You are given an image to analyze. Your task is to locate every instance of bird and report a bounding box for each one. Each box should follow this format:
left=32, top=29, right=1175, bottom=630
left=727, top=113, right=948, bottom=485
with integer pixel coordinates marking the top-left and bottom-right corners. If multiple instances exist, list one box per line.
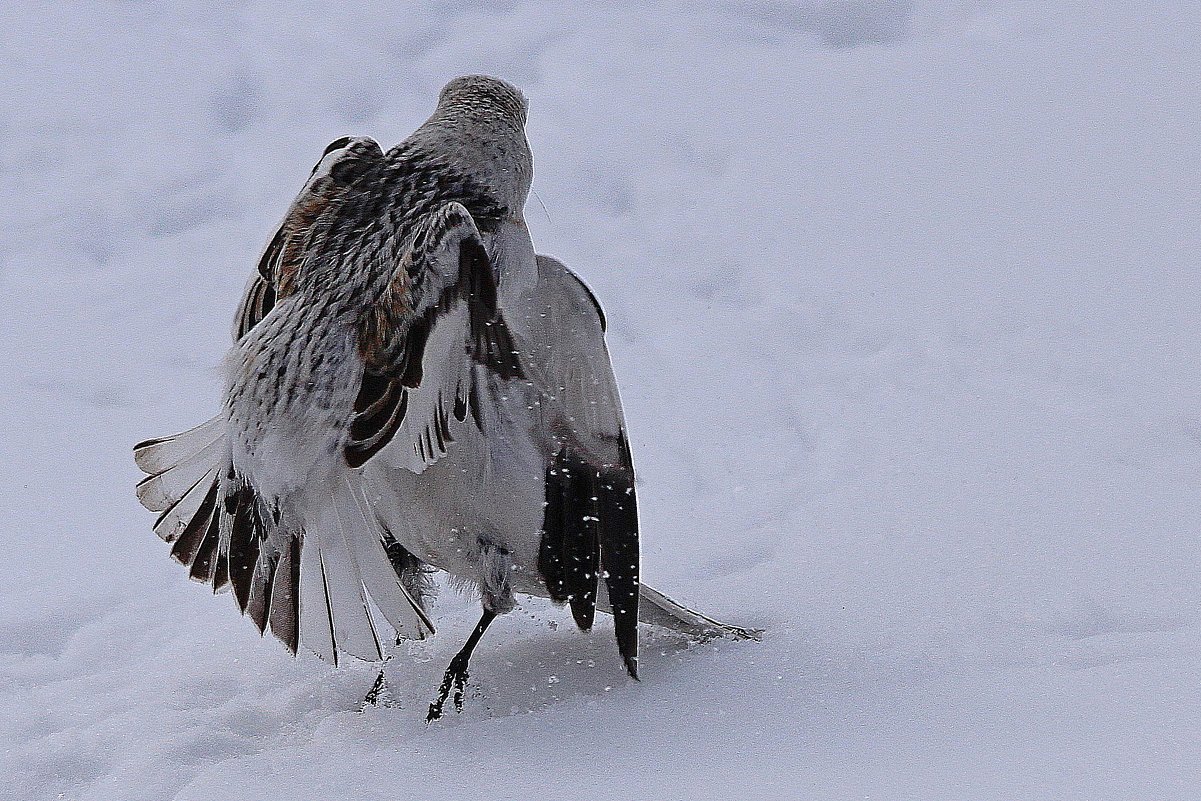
left=134, top=75, right=756, bottom=720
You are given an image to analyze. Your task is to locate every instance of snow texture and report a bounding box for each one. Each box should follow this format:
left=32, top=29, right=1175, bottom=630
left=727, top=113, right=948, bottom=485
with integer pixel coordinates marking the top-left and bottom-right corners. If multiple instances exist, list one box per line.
left=2, top=2, right=1200, bottom=799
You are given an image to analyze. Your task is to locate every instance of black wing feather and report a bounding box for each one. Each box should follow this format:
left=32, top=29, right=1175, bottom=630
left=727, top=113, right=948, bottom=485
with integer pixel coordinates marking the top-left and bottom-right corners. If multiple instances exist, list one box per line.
left=538, top=431, right=639, bottom=679
left=538, top=448, right=601, bottom=631
left=597, top=432, right=640, bottom=679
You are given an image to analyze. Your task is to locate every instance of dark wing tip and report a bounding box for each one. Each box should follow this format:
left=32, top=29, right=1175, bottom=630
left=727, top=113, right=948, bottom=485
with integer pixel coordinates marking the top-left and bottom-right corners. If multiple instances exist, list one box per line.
left=623, top=654, right=640, bottom=681
left=133, top=436, right=166, bottom=453
left=614, top=608, right=638, bottom=680
left=537, top=449, right=602, bottom=633
left=571, top=602, right=596, bottom=632
left=597, top=449, right=640, bottom=681
left=322, top=136, right=353, bottom=157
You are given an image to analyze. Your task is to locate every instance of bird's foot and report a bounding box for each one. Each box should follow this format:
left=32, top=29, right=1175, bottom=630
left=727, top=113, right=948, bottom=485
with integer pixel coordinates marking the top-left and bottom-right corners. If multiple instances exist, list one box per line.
left=426, top=653, right=471, bottom=722
left=360, top=669, right=393, bottom=711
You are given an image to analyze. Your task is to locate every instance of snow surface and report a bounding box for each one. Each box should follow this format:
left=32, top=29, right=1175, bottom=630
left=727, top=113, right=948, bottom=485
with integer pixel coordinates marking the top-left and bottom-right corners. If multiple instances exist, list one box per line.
left=2, top=2, right=1200, bottom=799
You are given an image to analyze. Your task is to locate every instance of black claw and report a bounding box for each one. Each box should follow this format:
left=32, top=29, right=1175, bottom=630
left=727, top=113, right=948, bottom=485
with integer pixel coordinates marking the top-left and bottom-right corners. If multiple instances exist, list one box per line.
left=624, top=654, right=640, bottom=681
left=361, top=669, right=388, bottom=710
left=453, top=682, right=466, bottom=713
left=427, top=655, right=471, bottom=722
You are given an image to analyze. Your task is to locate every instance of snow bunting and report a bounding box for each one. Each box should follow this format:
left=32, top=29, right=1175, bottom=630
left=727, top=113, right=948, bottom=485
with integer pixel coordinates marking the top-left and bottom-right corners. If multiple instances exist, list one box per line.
left=134, top=75, right=755, bottom=719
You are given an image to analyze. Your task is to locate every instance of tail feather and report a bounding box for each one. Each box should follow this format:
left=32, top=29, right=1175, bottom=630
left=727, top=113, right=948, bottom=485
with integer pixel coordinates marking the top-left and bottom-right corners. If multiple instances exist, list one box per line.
left=169, top=482, right=219, bottom=568
left=136, top=417, right=430, bottom=664
left=246, top=548, right=279, bottom=634
left=187, top=501, right=223, bottom=584
left=341, top=482, right=435, bottom=639
left=312, top=490, right=385, bottom=662
left=298, top=536, right=339, bottom=664
left=288, top=480, right=438, bottom=663
left=152, top=466, right=219, bottom=542
left=135, top=435, right=225, bottom=512
left=134, top=414, right=226, bottom=514
left=227, top=488, right=262, bottom=612
left=134, top=415, right=225, bottom=475
left=268, top=537, right=301, bottom=653
left=635, top=584, right=762, bottom=641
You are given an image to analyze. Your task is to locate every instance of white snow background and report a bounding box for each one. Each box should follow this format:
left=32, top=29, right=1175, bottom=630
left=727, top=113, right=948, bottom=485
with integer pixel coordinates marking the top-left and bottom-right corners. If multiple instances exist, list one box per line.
left=2, top=2, right=1199, bottom=799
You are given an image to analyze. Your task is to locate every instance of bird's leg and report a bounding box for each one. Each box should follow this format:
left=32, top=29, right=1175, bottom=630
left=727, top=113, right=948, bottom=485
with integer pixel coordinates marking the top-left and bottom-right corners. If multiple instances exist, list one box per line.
left=426, top=537, right=513, bottom=721
left=427, top=609, right=496, bottom=721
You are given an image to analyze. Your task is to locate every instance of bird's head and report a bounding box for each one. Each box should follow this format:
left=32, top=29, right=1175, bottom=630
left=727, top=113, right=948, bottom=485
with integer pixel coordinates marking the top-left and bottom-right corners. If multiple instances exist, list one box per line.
left=436, top=75, right=528, bottom=128
left=412, top=75, right=533, bottom=217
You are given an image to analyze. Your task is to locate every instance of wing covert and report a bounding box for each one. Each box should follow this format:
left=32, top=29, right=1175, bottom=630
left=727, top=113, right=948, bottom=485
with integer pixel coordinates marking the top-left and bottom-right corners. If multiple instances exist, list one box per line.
left=345, top=201, right=525, bottom=471
left=232, top=136, right=384, bottom=341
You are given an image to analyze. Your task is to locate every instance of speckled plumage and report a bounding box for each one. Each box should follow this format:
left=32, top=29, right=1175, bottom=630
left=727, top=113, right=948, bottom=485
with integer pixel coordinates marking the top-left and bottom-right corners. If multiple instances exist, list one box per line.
left=135, top=75, right=755, bottom=713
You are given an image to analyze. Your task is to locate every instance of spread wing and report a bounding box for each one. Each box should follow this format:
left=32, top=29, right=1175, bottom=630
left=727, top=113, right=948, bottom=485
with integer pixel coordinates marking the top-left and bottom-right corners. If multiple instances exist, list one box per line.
left=519, top=255, right=641, bottom=678
left=233, top=136, right=383, bottom=341
left=344, top=201, right=525, bottom=471
left=140, top=136, right=441, bottom=665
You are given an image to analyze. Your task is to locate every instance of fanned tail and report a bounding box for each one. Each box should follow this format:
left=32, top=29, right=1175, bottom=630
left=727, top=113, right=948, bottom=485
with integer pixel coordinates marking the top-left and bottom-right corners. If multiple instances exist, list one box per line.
left=295, top=480, right=435, bottom=664
left=134, top=416, right=226, bottom=514
left=134, top=418, right=433, bottom=664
